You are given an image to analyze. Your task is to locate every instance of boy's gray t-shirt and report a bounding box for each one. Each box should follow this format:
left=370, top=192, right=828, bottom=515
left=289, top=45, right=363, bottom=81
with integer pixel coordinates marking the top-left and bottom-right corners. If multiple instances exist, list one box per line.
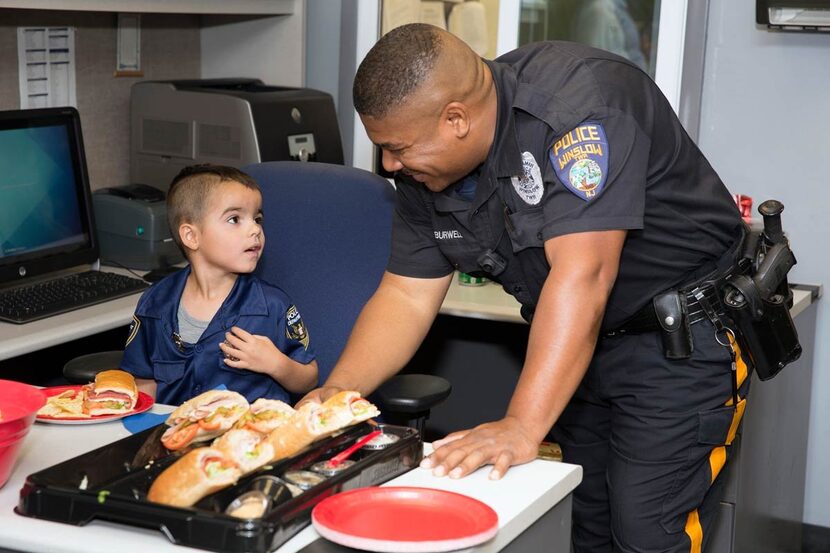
left=177, top=300, right=210, bottom=344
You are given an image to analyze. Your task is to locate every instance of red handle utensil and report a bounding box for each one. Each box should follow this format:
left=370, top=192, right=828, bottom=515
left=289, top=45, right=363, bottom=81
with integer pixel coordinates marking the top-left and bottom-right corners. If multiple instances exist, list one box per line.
left=328, top=430, right=383, bottom=467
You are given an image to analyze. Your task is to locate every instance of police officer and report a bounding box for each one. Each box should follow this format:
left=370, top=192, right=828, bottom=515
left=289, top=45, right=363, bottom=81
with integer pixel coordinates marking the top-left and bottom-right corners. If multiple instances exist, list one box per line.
left=301, top=24, right=747, bottom=552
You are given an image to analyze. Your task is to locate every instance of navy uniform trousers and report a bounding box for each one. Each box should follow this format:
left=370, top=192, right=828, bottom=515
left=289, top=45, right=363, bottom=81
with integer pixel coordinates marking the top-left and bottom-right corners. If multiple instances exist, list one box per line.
left=552, top=319, right=751, bottom=553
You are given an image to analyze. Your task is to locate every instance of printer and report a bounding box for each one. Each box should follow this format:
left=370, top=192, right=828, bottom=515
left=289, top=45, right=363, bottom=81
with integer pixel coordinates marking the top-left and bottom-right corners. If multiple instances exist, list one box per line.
left=92, top=184, right=183, bottom=271
left=130, top=78, right=344, bottom=190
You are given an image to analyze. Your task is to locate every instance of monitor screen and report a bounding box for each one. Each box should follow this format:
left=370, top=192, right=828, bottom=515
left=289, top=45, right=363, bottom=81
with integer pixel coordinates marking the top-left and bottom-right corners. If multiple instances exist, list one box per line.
left=0, top=108, right=97, bottom=284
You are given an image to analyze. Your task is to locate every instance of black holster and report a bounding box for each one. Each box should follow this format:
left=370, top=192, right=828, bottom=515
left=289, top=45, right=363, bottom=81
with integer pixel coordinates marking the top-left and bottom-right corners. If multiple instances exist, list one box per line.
left=723, top=290, right=801, bottom=380
left=720, top=200, right=802, bottom=380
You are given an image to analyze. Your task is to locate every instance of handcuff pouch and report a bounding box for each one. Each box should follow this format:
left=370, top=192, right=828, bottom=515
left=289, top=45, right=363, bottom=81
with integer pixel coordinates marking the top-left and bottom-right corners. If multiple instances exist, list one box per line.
left=653, top=290, right=693, bottom=359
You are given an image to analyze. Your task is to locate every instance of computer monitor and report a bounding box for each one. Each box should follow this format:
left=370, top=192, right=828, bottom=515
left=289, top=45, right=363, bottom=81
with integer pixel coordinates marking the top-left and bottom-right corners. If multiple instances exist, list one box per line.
left=0, top=107, right=98, bottom=286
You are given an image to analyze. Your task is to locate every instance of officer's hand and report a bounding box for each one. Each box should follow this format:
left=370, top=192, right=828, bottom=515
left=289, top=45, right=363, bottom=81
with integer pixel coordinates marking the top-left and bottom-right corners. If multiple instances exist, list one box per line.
left=220, top=326, right=286, bottom=376
left=420, top=416, right=539, bottom=480
left=294, top=386, right=344, bottom=409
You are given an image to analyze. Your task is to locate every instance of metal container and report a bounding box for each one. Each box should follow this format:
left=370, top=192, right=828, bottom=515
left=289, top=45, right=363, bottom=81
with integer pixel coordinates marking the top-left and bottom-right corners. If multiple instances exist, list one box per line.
left=282, top=469, right=326, bottom=491
left=310, top=459, right=356, bottom=477
left=360, top=432, right=401, bottom=451
left=225, top=490, right=269, bottom=519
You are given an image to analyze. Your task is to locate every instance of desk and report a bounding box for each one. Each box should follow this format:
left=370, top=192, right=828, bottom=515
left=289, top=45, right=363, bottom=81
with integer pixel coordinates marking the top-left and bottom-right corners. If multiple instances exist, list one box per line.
left=0, top=405, right=582, bottom=553
left=0, top=268, right=144, bottom=362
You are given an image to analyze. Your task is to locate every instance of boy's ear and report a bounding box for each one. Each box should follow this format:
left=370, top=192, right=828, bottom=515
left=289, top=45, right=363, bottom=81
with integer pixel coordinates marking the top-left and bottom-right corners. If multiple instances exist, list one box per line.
left=179, top=223, right=199, bottom=253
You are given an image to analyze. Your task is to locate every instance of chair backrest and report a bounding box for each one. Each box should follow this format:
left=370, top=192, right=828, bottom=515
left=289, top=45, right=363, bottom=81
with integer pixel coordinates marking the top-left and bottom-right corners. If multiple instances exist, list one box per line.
left=244, top=161, right=396, bottom=385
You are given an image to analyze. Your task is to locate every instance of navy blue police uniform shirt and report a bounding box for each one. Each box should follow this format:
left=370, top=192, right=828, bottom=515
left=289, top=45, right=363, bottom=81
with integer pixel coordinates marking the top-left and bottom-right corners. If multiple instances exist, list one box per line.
left=387, top=41, right=743, bottom=328
left=120, top=267, right=316, bottom=405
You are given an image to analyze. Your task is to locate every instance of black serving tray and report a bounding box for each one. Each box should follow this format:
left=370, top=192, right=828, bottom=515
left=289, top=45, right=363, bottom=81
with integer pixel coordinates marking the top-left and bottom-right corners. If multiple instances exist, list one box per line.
left=16, top=422, right=421, bottom=553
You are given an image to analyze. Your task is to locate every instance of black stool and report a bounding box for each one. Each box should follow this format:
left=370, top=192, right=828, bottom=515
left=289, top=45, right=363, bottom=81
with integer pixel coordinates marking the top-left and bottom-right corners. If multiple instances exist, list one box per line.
left=62, top=350, right=123, bottom=384
left=375, top=374, right=452, bottom=437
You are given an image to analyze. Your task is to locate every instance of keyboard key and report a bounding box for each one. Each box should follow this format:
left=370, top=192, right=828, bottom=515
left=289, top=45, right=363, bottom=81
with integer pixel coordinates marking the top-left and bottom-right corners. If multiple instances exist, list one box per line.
left=0, top=271, right=148, bottom=324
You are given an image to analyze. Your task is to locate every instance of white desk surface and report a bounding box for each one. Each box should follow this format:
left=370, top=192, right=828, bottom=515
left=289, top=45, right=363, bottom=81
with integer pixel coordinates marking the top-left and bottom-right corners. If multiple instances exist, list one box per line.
left=0, top=270, right=817, bottom=362
left=0, top=267, right=144, bottom=362
left=0, top=404, right=582, bottom=553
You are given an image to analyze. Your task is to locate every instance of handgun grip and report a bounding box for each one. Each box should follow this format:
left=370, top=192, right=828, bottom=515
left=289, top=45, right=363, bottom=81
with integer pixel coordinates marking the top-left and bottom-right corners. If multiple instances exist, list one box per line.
left=753, top=243, right=796, bottom=299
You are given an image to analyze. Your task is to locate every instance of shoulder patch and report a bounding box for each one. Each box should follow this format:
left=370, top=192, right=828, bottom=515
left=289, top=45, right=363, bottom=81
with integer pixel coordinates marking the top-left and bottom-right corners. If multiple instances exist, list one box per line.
left=549, top=122, right=609, bottom=201
left=510, top=151, right=544, bottom=205
left=125, top=315, right=140, bottom=347
left=285, top=305, right=310, bottom=350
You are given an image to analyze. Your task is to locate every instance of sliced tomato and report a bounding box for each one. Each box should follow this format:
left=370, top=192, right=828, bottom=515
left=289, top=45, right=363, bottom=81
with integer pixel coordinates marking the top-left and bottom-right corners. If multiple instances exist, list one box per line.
left=198, top=418, right=222, bottom=431
left=202, top=456, right=238, bottom=476
left=161, top=424, right=200, bottom=451
left=244, top=421, right=265, bottom=433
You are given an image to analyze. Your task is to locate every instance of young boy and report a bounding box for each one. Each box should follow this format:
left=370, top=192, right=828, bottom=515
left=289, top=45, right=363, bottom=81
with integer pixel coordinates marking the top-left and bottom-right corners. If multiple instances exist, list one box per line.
left=120, top=164, right=318, bottom=405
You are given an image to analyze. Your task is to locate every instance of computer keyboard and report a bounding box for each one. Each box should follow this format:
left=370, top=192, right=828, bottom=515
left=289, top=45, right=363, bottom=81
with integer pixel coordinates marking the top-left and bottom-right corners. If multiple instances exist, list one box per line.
left=0, top=271, right=149, bottom=324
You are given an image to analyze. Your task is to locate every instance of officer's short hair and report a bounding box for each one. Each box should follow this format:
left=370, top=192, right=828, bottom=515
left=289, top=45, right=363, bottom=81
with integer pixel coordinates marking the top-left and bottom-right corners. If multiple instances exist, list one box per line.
left=353, top=23, right=442, bottom=119
left=167, top=164, right=260, bottom=255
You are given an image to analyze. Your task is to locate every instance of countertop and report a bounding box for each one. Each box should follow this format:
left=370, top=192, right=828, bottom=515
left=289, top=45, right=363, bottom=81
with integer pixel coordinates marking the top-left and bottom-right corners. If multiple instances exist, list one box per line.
left=0, top=405, right=582, bottom=553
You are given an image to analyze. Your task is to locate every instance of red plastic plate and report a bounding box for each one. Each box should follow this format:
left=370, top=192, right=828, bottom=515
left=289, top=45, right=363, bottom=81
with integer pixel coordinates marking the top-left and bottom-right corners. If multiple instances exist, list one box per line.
left=312, top=486, right=498, bottom=552
left=36, top=385, right=154, bottom=425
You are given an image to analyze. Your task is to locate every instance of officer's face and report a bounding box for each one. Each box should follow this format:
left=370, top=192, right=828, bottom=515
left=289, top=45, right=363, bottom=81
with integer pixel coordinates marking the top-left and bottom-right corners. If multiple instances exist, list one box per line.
left=195, top=181, right=264, bottom=274
left=361, top=105, right=481, bottom=192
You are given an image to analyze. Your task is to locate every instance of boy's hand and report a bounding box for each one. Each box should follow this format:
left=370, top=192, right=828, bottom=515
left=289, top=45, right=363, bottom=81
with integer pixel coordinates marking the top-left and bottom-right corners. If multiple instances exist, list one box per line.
left=220, top=326, right=289, bottom=376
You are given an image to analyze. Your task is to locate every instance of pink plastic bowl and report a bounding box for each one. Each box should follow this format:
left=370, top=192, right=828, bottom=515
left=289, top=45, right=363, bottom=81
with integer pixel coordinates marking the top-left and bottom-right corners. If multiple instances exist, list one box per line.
left=0, top=380, right=46, bottom=488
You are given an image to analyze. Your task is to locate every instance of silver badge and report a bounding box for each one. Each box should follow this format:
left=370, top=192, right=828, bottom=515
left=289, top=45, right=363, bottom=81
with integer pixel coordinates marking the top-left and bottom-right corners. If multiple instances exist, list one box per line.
left=510, top=152, right=544, bottom=206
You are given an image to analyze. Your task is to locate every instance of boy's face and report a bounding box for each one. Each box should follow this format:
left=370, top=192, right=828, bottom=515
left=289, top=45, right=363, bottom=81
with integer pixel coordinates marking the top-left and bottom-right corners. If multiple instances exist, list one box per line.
left=193, top=180, right=264, bottom=274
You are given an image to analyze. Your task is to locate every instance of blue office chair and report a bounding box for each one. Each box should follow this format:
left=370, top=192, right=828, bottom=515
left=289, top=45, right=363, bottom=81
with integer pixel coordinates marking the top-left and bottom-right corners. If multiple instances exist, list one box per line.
left=245, top=161, right=450, bottom=432
left=245, top=161, right=393, bottom=379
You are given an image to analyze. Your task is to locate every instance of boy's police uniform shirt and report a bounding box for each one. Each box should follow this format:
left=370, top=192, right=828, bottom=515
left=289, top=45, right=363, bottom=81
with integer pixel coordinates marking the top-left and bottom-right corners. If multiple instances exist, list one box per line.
left=121, top=267, right=315, bottom=405
left=387, top=41, right=742, bottom=328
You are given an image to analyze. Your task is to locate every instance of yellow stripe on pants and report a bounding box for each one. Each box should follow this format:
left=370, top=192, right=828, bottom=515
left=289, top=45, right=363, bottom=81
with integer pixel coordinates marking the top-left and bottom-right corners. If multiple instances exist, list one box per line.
left=686, top=334, right=751, bottom=551
left=684, top=509, right=703, bottom=553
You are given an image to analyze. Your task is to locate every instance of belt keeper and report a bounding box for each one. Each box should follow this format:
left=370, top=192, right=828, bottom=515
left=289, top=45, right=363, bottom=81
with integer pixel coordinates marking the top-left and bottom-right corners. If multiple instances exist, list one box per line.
left=653, top=290, right=693, bottom=359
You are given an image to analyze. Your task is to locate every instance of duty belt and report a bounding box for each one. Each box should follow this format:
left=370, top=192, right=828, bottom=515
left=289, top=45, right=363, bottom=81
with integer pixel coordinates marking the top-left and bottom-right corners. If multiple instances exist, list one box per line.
left=605, top=283, right=724, bottom=337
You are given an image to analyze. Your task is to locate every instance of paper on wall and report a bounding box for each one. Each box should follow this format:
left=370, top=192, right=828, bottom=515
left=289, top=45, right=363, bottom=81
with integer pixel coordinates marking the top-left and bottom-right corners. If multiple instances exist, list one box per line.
left=420, top=1, right=447, bottom=30
left=448, top=1, right=489, bottom=57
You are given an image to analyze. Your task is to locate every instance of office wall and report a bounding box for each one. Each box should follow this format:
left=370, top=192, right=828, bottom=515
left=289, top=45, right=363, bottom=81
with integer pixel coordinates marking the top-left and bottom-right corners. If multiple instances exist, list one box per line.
left=698, top=1, right=830, bottom=527
left=0, top=9, right=200, bottom=190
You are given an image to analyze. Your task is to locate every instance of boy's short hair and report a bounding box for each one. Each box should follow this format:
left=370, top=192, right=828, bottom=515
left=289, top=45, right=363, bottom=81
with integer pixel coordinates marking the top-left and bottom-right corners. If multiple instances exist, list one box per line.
left=167, top=164, right=260, bottom=254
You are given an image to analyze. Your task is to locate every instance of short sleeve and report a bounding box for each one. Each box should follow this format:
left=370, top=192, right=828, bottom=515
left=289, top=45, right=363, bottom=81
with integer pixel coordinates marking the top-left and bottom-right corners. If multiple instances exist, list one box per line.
left=540, top=112, right=650, bottom=239
left=119, top=313, right=154, bottom=379
left=386, top=179, right=455, bottom=278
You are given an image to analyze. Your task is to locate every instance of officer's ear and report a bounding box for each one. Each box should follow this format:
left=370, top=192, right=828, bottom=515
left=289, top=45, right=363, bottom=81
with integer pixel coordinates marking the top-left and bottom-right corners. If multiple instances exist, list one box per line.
left=444, top=101, right=471, bottom=139
left=179, top=222, right=199, bottom=253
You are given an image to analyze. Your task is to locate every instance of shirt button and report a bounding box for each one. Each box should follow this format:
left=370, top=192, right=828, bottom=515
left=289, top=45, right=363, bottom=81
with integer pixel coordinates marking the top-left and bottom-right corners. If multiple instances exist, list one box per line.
left=473, top=208, right=480, bottom=215
left=453, top=263, right=460, bottom=269
left=194, top=385, right=201, bottom=393
left=195, top=345, right=202, bottom=352
left=513, top=285, right=523, bottom=293
left=536, top=232, right=543, bottom=240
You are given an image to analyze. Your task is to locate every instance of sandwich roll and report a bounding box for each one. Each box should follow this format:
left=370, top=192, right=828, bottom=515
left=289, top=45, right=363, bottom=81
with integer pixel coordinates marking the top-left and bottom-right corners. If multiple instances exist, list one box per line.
left=321, top=391, right=380, bottom=426
left=265, top=392, right=381, bottom=462
left=265, top=402, right=330, bottom=461
left=84, top=369, right=138, bottom=416
left=212, top=429, right=275, bottom=473
left=162, top=390, right=249, bottom=451
left=147, top=447, right=242, bottom=507
left=234, top=398, right=296, bottom=434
